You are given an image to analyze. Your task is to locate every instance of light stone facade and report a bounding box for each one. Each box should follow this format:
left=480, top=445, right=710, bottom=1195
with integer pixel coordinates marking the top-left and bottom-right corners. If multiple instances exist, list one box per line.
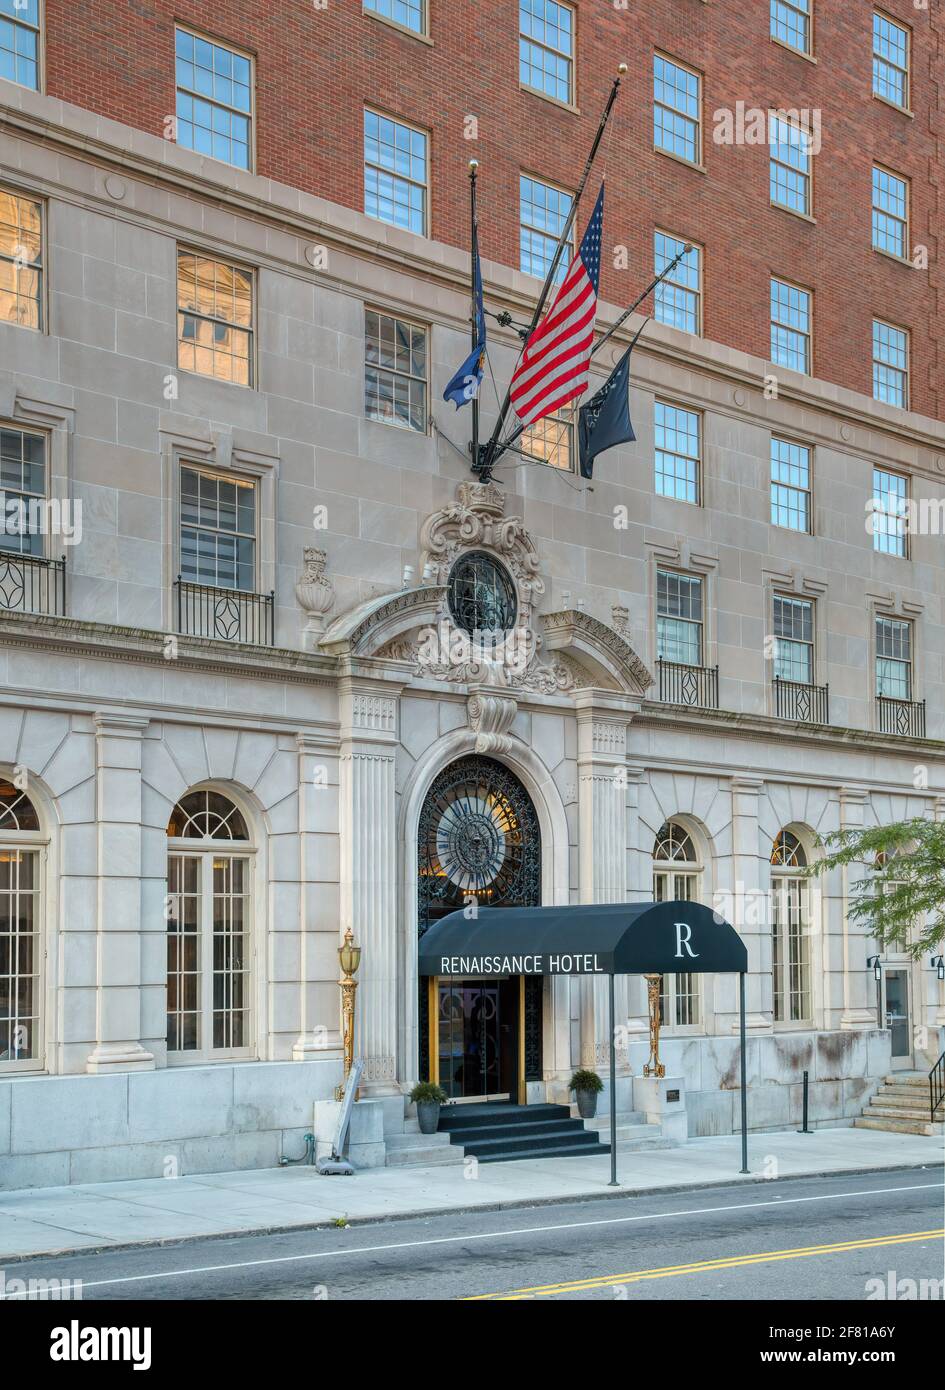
left=0, top=76, right=943, bottom=1188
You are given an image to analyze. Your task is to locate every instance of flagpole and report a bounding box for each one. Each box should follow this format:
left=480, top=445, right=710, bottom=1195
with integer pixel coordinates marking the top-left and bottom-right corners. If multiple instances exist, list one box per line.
left=493, top=245, right=693, bottom=461
left=475, top=63, right=627, bottom=482
left=469, top=159, right=480, bottom=471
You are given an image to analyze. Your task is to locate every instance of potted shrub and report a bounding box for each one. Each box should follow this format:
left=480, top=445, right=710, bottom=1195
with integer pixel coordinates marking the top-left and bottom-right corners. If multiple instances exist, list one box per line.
left=569, top=1068, right=604, bottom=1120
left=410, top=1081, right=448, bottom=1135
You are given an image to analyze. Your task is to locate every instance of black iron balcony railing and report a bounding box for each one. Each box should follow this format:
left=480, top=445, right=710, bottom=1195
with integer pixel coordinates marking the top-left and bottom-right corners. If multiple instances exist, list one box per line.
left=0, top=551, right=66, bottom=616
left=773, top=676, right=829, bottom=725
left=175, top=577, right=274, bottom=646
left=877, top=695, right=926, bottom=738
left=657, top=657, right=719, bottom=709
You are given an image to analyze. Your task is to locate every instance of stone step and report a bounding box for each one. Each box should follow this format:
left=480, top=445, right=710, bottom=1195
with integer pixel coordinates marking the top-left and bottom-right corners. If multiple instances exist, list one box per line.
left=384, top=1132, right=464, bottom=1167
left=854, top=1115, right=942, bottom=1137
left=882, top=1073, right=928, bottom=1087
left=385, top=1130, right=456, bottom=1150
left=868, top=1101, right=935, bottom=1120
left=875, top=1087, right=933, bottom=1106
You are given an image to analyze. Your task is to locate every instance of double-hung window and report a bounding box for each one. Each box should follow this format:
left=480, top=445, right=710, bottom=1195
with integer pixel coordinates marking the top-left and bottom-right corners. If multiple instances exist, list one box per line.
left=364, top=0, right=426, bottom=37
left=770, top=439, right=811, bottom=532
left=521, top=407, right=573, bottom=471
left=873, top=12, right=909, bottom=109
left=175, top=29, right=253, bottom=170
left=519, top=0, right=574, bottom=106
left=520, top=175, right=572, bottom=282
left=0, top=0, right=40, bottom=90
left=769, top=114, right=811, bottom=215
left=871, top=467, right=908, bottom=556
left=770, top=278, right=811, bottom=373
left=657, top=570, right=703, bottom=666
left=872, top=320, right=908, bottom=407
left=872, top=166, right=908, bottom=259
left=0, top=187, right=43, bottom=331
left=773, top=595, right=814, bottom=685
left=177, top=250, right=254, bottom=387
left=364, top=110, right=428, bottom=235
left=875, top=616, right=912, bottom=700
left=654, top=55, right=701, bottom=165
left=364, top=308, right=427, bottom=432
left=0, top=424, right=45, bottom=559
left=654, top=233, right=701, bottom=335
left=771, top=0, right=811, bottom=54
left=655, top=402, right=700, bottom=504
left=180, top=465, right=256, bottom=595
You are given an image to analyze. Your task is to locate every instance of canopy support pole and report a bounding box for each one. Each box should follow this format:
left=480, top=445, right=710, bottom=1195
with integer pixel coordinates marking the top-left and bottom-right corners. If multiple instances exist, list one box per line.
left=739, top=971, right=749, bottom=1173
left=608, top=971, right=618, bottom=1186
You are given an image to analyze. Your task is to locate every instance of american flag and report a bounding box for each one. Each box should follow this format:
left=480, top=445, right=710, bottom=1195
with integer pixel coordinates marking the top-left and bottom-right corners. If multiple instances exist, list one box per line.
left=509, top=184, right=604, bottom=429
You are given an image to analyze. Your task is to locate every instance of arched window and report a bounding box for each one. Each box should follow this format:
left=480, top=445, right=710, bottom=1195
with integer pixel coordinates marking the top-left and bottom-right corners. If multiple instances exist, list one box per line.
left=770, top=828, right=811, bottom=1024
left=166, top=790, right=252, bottom=1060
left=0, top=778, right=43, bottom=1070
left=652, top=821, right=702, bottom=1030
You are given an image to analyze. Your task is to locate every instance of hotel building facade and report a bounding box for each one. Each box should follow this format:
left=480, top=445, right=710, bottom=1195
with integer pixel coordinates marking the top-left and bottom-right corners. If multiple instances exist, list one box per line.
left=0, top=0, right=943, bottom=1185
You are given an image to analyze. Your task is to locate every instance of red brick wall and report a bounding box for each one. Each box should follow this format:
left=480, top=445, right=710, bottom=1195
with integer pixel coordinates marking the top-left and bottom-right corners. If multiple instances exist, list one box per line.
left=45, top=0, right=942, bottom=419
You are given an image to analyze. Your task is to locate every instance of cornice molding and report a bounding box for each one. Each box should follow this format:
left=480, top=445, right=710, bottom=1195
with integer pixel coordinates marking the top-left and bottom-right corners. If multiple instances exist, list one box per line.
left=639, top=699, right=944, bottom=756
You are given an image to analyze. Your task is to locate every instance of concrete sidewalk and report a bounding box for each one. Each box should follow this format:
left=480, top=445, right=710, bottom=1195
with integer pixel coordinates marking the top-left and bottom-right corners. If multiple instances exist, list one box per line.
left=0, top=1127, right=941, bottom=1262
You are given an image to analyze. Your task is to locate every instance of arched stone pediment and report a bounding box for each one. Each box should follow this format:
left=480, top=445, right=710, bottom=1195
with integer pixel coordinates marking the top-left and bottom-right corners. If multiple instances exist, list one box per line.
left=541, top=609, right=653, bottom=696
left=319, top=585, right=447, bottom=658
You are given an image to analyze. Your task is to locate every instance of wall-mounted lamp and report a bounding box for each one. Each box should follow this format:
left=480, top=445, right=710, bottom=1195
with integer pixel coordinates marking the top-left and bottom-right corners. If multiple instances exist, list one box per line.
left=867, top=954, right=883, bottom=982
left=932, top=956, right=945, bottom=981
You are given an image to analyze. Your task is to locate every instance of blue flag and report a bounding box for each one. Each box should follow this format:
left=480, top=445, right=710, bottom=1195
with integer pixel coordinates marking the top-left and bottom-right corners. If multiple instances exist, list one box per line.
left=577, top=322, right=644, bottom=479
left=444, top=236, right=486, bottom=408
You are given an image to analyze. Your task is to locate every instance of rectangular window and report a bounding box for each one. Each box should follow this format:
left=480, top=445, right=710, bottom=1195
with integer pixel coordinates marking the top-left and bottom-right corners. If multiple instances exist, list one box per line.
left=770, top=278, right=811, bottom=373
left=772, top=877, right=811, bottom=1023
left=771, top=0, right=811, bottom=54
left=769, top=114, right=811, bottom=215
left=521, top=406, right=573, bottom=471
left=177, top=250, right=254, bottom=386
left=175, top=28, right=252, bottom=170
left=364, top=308, right=427, bottom=432
left=0, top=425, right=45, bottom=556
left=167, top=853, right=250, bottom=1057
left=519, top=174, right=572, bottom=282
left=654, top=54, right=701, bottom=165
left=179, top=465, right=256, bottom=593
left=872, top=166, right=908, bottom=258
left=0, top=846, right=40, bottom=1065
left=873, top=11, right=909, bottom=109
left=876, top=616, right=912, bottom=699
left=0, top=0, right=40, bottom=90
left=872, top=319, right=908, bottom=407
left=770, top=438, right=811, bottom=532
left=654, top=233, right=701, bottom=335
left=871, top=467, right=908, bottom=556
left=773, top=595, right=814, bottom=684
left=364, top=0, right=425, bottom=36
left=655, top=402, right=700, bottom=503
left=364, top=110, right=428, bottom=235
left=519, top=0, right=574, bottom=106
left=0, top=187, right=43, bottom=331
left=657, top=569, right=703, bottom=665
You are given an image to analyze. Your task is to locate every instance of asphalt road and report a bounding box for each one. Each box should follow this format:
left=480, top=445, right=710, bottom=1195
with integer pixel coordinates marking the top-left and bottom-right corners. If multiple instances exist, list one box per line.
left=3, top=1167, right=943, bottom=1302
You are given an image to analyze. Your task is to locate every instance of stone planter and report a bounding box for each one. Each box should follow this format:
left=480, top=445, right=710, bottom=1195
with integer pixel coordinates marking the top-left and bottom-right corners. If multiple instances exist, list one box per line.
left=575, top=1088, right=598, bottom=1120
left=416, top=1100, right=441, bottom=1135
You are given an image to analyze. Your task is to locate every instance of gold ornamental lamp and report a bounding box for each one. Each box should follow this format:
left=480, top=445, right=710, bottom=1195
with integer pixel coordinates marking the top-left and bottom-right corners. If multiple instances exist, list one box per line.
left=335, top=926, right=362, bottom=1100
left=642, top=972, right=665, bottom=1079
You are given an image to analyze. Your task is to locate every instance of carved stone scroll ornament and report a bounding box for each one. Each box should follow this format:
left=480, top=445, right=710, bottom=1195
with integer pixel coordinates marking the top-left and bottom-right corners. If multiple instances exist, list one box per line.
left=295, top=547, right=335, bottom=640
left=466, top=689, right=519, bottom=754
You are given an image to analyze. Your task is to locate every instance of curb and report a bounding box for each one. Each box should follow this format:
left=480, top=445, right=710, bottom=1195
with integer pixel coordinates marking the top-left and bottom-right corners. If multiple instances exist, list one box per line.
left=1, top=1160, right=941, bottom=1266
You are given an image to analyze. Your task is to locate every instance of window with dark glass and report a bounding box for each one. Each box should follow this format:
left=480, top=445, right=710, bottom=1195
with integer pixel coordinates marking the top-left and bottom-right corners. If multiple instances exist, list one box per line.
left=657, top=570, right=703, bottom=665
left=364, top=309, right=427, bottom=432
left=179, top=466, right=256, bottom=593
left=0, top=426, right=45, bottom=556
left=447, top=553, right=517, bottom=636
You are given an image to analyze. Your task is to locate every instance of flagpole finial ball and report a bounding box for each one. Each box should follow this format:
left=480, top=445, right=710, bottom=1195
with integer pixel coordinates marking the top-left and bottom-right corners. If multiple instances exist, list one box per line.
left=618, top=63, right=628, bottom=74
left=469, top=159, right=479, bottom=171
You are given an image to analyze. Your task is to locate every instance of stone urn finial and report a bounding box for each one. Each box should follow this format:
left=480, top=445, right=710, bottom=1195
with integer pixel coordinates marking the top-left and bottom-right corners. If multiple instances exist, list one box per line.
left=296, top=546, right=335, bottom=643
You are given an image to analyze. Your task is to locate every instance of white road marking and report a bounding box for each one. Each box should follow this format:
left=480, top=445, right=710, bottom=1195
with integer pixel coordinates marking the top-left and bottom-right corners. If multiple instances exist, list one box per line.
left=5, top=1178, right=940, bottom=1294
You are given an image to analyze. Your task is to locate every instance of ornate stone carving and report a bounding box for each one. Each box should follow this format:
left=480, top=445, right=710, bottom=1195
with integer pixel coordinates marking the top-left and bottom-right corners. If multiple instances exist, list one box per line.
left=542, top=608, right=653, bottom=695
left=611, top=604, right=630, bottom=636
left=295, top=547, right=335, bottom=639
left=467, top=688, right=519, bottom=754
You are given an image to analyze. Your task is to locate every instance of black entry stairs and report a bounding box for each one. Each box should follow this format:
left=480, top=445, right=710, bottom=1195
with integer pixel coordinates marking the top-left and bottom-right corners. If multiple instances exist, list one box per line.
left=437, top=1102, right=611, bottom=1164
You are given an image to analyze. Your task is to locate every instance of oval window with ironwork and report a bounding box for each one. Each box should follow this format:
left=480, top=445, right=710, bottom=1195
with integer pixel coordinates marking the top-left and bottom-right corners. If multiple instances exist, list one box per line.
left=446, top=552, right=517, bottom=636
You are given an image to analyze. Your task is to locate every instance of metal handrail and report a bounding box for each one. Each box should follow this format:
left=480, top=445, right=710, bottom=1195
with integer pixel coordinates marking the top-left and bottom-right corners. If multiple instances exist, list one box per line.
left=773, top=675, right=829, bottom=724
left=657, top=657, right=719, bottom=709
left=877, top=696, right=926, bottom=738
left=931, top=1050, right=945, bottom=1124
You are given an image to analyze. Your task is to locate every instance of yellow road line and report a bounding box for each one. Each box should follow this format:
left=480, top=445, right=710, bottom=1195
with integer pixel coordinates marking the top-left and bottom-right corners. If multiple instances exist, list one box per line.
left=466, top=1228, right=945, bottom=1300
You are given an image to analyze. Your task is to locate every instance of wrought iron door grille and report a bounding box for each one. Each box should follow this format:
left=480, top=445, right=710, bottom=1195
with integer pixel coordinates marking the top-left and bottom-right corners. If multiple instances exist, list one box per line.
left=877, top=696, right=926, bottom=738
left=175, top=577, right=274, bottom=645
left=773, top=677, right=829, bottom=724
left=657, top=658, right=719, bottom=709
left=0, top=553, right=66, bottom=616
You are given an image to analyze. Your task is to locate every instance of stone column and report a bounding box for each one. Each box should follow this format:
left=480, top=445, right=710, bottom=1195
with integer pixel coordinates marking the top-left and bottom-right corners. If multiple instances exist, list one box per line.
left=86, top=712, right=154, bottom=1073
left=293, top=734, right=342, bottom=1060
left=728, top=776, right=770, bottom=1034
left=338, top=674, right=400, bottom=1095
left=838, top=786, right=877, bottom=1030
left=575, top=695, right=631, bottom=1072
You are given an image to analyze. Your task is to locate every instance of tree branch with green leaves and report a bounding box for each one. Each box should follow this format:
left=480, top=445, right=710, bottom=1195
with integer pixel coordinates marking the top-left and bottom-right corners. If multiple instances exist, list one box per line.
left=804, top=817, right=945, bottom=960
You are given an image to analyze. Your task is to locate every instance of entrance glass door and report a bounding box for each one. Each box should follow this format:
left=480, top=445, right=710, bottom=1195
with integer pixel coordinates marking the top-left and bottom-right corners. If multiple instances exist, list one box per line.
left=437, top=978, right=518, bottom=1099
left=881, top=968, right=911, bottom=1066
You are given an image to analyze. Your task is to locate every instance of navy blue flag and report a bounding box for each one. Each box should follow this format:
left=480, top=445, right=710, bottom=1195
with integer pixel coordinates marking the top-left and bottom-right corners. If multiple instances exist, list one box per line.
left=444, top=234, right=486, bottom=408
left=577, top=321, right=645, bottom=479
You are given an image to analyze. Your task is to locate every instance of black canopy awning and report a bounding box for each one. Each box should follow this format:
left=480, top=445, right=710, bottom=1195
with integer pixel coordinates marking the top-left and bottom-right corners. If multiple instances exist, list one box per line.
left=418, top=900, right=747, bottom=976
